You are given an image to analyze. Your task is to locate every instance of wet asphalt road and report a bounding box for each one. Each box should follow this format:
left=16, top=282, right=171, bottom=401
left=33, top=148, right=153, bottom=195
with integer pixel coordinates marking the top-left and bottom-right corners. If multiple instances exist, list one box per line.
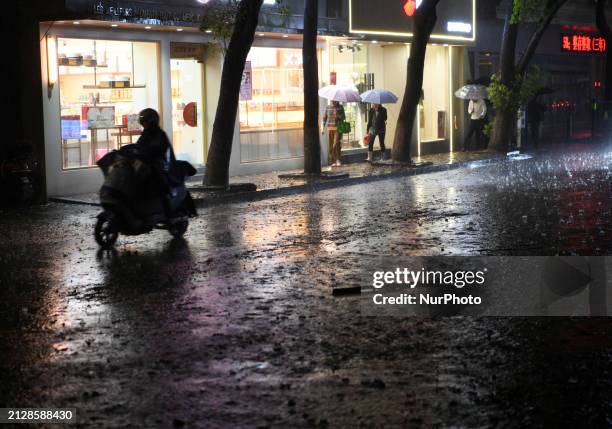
left=1, top=147, right=612, bottom=428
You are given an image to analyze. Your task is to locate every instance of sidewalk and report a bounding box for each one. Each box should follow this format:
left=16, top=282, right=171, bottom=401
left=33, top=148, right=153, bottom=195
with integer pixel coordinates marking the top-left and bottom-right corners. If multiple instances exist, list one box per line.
left=50, top=151, right=501, bottom=207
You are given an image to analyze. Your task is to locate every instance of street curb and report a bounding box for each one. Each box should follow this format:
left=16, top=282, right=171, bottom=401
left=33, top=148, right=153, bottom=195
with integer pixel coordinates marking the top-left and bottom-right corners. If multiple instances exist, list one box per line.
left=192, top=156, right=504, bottom=208
left=49, top=197, right=100, bottom=207
left=49, top=156, right=506, bottom=208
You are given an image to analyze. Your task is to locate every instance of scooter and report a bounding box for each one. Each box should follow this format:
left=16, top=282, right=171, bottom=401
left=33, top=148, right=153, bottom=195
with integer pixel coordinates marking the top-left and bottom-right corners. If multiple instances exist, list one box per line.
left=94, top=146, right=197, bottom=248
left=0, top=145, right=38, bottom=205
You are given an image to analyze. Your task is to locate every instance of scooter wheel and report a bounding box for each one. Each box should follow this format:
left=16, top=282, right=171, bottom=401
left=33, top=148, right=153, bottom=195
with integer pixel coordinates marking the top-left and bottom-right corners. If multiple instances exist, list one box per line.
left=95, top=213, right=119, bottom=248
left=169, top=220, right=188, bottom=238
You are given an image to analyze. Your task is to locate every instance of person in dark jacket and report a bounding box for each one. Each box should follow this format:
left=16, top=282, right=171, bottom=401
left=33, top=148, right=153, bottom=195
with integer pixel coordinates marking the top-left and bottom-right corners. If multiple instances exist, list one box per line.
left=366, top=104, right=388, bottom=162
left=527, top=96, right=546, bottom=148
left=137, top=108, right=174, bottom=167
left=136, top=108, right=175, bottom=218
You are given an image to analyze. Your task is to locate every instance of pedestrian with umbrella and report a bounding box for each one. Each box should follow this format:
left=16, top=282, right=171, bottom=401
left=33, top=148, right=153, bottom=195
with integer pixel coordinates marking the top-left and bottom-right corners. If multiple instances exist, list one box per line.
left=319, top=85, right=360, bottom=166
left=361, top=89, right=398, bottom=162
left=455, top=84, right=488, bottom=151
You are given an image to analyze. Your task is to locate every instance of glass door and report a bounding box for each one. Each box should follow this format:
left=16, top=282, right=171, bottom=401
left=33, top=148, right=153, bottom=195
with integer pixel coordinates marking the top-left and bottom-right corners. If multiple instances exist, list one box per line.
left=170, top=58, right=206, bottom=167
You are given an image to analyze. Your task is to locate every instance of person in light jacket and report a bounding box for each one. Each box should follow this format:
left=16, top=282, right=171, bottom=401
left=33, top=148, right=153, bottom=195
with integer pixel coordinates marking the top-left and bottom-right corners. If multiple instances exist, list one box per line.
left=366, top=104, right=388, bottom=162
left=322, top=100, right=346, bottom=166
left=464, top=98, right=487, bottom=151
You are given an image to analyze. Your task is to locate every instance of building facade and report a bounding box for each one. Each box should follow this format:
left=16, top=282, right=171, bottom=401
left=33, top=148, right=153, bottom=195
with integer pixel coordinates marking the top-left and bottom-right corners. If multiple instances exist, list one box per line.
left=470, top=0, right=612, bottom=144
left=32, top=0, right=475, bottom=197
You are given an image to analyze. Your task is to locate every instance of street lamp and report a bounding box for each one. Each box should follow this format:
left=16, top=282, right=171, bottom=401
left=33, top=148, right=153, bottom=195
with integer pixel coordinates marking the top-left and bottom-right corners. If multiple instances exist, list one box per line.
left=46, top=35, right=58, bottom=98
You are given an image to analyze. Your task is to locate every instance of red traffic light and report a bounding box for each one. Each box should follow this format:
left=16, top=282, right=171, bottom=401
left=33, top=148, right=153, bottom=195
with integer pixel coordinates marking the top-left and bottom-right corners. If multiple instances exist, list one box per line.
left=403, top=0, right=416, bottom=17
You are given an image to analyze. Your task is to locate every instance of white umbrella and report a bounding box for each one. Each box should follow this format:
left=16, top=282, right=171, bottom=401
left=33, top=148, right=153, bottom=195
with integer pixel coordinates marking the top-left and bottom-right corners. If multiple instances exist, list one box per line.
left=318, top=85, right=361, bottom=102
left=360, top=89, right=399, bottom=104
left=454, top=84, right=488, bottom=100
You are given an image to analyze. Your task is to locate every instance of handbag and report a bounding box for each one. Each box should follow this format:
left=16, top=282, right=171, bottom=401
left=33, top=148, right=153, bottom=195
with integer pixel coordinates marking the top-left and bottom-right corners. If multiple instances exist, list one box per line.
left=337, top=120, right=351, bottom=134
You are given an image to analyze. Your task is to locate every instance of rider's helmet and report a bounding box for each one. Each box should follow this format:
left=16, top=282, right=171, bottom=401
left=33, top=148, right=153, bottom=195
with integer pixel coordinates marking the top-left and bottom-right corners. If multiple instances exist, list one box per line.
left=138, top=108, right=160, bottom=129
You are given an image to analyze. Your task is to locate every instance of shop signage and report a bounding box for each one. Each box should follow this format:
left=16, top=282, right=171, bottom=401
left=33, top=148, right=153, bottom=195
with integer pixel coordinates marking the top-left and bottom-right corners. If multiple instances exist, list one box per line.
left=92, top=1, right=135, bottom=19
left=183, top=103, right=198, bottom=128
left=170, top=43, right=206, bottom=62
left=349, top=0, right=475, bottom=42
left=240, top=61, right=253, bottom=101
left=561, top=33, right=607, bottom=54
left=447, top=22, right=472, bottom=33
left=65, top=1, right=204, bottom=25
left=93, top=1, right=203, bottom=24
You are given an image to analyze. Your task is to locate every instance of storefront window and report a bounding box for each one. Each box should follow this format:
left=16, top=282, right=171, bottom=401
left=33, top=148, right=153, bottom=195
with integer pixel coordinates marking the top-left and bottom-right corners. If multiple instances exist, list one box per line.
left=420, top=45, right=450, bottom=142
left=239, top=47, right=305, bottom=131
left=58, top=38, right=160, bottom=169
left=239, top=47, right=308, bottom=162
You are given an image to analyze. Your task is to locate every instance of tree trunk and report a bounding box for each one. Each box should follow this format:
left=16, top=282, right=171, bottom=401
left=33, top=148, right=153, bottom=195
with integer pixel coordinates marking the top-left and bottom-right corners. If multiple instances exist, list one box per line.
left=302, top=0, right=321, bottom=174
left=491, top=109, right=517, bottom=153
left=392, top=0, right=440, bottom=163
left=203, top=0, right=264, bottom=187
left=488, top=0, right=518, bottom=153
left=489, top=0, right=568, bottom=153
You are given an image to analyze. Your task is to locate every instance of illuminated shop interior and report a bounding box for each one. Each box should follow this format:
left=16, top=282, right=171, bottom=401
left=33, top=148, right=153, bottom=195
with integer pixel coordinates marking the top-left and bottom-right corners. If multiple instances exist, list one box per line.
left=239, top=46, right=315, bottom=163
left=58, top=38, right=159, bottom=169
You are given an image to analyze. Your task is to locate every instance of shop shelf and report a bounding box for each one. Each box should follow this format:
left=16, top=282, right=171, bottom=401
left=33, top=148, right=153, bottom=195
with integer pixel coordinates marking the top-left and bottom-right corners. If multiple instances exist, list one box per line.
left=82, top=85, right=146, bottom=89
left=59, top=64, right=108, bottom=68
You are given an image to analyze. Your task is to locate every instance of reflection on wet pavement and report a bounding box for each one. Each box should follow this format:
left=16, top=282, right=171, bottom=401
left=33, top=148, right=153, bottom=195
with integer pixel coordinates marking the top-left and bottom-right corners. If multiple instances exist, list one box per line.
left=1, top=147, right=612, bottom=427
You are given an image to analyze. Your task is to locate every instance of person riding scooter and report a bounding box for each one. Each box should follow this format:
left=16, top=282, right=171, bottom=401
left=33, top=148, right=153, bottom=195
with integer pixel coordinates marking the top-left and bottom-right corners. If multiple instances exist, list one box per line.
left=136, top=108, right=175, bottom=217
left=94, top=109, right=197, bottom=247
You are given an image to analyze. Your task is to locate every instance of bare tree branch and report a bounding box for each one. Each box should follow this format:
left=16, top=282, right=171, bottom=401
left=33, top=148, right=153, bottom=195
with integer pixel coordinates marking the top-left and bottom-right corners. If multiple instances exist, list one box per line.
left=517, top=0, right=568, bottom=75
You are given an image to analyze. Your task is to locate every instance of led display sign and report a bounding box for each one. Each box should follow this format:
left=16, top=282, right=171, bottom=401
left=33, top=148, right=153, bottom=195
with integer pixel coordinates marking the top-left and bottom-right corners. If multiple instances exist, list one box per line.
left=349, top=0, right=475, bottom=43
left=561, top=33, right=607, bottom=54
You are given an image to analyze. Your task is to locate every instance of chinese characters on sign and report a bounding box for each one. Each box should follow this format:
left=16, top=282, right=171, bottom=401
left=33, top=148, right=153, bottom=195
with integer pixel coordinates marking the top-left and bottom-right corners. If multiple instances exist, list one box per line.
left=561, top=34, right=607, bottom=54
left=91, top=0, right=203, bottom=23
